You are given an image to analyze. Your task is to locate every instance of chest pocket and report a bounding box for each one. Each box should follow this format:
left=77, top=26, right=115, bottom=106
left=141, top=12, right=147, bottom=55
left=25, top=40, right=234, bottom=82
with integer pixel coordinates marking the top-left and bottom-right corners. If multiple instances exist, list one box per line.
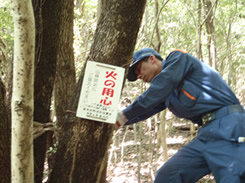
left=178, top=81, right=199, bottom=107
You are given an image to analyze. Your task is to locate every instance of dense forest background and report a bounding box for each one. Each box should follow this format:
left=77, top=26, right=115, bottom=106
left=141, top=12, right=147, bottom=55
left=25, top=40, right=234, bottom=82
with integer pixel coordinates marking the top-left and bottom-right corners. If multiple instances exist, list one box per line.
left=0, top=0, right=245, bottom=182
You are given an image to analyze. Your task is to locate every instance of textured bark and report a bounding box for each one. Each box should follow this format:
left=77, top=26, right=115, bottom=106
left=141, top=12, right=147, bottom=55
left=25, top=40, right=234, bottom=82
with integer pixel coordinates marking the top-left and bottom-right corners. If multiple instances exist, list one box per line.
left=0, top=80, right=10, bottom=183
left=32, top=0, right=62, bottom=182
left=11, top=0, right=35, bottom=182
left=0, top=25, right=11, bottom=183
left=49, top=0, right=146, bottom=183
left=54, top=0, right=76, bottom=130
left=52, top=0, right=76, bottom=176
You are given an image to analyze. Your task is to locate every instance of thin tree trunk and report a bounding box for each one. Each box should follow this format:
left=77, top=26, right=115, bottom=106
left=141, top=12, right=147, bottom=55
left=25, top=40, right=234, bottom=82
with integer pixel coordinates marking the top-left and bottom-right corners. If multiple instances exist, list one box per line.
left=197, top=0, right=203, bottom=60
left=49, top=1, right=147, bottom=182
left=11, top=0, right=35, bottom=182
left=203, top=0, right=217, bottom=69
left=134, top=123, right=142, bottom=183
left=159, top=110, right=168, bottom=162
left=226, top=0, right=237, bottom=88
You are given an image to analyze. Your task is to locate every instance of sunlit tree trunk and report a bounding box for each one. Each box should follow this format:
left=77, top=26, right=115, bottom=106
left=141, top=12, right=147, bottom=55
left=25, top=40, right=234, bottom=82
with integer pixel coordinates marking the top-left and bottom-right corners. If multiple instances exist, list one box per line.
left=159, top=110, right=168, bottom=162
left=49, top=1, right=147, bottom=182
left=196, top=0, right=203, bottom=60
left=11, top=0, right=35, bottom=182
left=203, top=0, right=217, bottom=69
left=225, top=1, right=237, bottom=89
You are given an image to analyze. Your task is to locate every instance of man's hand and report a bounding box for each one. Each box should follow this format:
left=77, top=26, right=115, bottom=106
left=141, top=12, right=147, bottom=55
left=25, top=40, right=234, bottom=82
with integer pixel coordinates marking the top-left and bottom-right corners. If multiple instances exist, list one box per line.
left=115, top=111, right=127, bottom=129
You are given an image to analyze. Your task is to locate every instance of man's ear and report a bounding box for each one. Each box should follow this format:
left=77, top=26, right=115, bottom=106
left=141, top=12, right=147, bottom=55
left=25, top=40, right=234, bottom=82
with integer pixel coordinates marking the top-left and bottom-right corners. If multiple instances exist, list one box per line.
left=150, top=55, right=156, bottom=64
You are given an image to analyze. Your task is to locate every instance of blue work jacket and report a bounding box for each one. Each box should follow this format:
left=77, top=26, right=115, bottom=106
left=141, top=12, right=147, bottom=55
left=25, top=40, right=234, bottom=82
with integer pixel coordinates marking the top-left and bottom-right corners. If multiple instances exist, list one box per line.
left=123, top=50, right=240, bottom=125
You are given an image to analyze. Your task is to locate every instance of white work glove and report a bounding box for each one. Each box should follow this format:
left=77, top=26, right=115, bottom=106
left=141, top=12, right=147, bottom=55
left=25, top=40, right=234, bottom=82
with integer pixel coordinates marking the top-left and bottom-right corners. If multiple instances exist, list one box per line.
left=115, top=111, right=127, bottom=129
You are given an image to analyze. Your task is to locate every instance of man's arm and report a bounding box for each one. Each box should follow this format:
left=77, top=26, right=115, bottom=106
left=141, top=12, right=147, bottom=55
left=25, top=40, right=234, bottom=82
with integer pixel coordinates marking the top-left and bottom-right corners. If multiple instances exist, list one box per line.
left=122, top=50, right=194, bottom=123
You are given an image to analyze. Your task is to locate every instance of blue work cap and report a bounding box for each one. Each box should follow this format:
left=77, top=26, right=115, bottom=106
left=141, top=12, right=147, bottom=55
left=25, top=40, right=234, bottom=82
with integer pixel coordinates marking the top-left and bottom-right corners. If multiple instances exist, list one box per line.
left=127, top=48, right=162, bottom=81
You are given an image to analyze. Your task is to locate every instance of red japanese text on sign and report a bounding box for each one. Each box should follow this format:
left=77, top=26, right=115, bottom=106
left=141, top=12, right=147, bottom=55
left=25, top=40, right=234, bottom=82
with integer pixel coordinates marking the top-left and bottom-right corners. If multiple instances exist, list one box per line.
left=100, top=71, right=117, bottom=106
left=76, top=61, right=124, bottom=124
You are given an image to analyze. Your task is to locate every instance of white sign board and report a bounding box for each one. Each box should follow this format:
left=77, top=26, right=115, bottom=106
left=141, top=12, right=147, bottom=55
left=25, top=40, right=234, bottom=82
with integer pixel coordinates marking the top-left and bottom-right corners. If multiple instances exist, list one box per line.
left=76, top=61, right=125, bottom=124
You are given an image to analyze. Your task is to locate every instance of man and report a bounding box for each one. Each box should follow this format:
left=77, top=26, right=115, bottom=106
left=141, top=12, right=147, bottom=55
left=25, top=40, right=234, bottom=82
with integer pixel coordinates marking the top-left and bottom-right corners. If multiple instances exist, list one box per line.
left=116, top=48, right=245, bottom=183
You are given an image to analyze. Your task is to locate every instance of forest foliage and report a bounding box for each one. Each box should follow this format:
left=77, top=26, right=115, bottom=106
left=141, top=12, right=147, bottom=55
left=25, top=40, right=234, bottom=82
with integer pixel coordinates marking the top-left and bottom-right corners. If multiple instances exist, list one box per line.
left=0, top=0, right=245, bottom=182
left=1, top=0, right=245, bottom=103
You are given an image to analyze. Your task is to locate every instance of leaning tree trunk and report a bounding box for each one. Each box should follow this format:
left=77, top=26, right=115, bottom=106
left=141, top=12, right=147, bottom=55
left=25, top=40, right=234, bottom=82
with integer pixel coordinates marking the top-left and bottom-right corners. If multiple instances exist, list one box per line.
left=32, top=0, right=62, bottom=182
left=49, top=1, right=147, bottom=182
left=11, top=0, right=35, bottom=182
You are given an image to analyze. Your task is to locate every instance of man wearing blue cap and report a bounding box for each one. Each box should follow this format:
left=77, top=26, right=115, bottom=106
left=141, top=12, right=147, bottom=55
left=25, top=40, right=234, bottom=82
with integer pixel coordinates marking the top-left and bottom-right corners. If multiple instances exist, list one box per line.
left=116, top=48, right=245, bottom=183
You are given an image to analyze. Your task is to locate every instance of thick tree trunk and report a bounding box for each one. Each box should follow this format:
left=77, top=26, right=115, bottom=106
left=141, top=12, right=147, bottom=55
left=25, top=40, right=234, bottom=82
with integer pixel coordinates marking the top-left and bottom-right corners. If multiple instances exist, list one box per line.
left=54, top=0, right=76, bottom=131
left=52, top=0, right=76, bottom=174
left=0, top=80, right=10, bottom=183
left=11, top=0, right=35, bottom=182
left=49, top=1, right=146, bottom=182
left=32, top=0, right=62, bottom=182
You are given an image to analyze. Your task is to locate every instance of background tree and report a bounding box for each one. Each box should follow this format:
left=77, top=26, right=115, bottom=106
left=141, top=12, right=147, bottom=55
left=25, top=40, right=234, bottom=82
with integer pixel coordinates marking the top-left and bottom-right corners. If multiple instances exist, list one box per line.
left=0, top=2, right=12, bottom=183
left=0, top=79, right=10, bottom=183
left=203, top=0, right=218, bottom=69
left=0, top=0, right=245, bottom=182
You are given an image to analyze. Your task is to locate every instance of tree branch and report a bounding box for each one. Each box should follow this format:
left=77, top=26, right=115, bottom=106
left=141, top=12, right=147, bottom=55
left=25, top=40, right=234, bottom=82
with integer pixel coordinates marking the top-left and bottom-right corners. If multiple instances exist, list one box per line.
left=33, top=121, right=56, bottom=139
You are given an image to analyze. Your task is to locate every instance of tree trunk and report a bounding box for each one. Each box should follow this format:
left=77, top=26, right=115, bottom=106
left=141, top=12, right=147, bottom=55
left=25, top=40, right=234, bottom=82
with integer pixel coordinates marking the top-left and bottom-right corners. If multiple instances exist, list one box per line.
left=197, top=0, right=203, bottom=60
left=226, top=1, right=237, bottom=89
left=52, top=0, right=76, bottom=175
left=0, top=80, right=10, bottom=183
left=203, top=0, right=217, bottom=69
left=159, top=110, right=168, bottom=162
left=49, top=1, right=146, bottom=182
left=32, top=0, right=62, bottom=182
left=54, top=0, right=76, bottom=133
left=11, top=0, right=35, bottom=182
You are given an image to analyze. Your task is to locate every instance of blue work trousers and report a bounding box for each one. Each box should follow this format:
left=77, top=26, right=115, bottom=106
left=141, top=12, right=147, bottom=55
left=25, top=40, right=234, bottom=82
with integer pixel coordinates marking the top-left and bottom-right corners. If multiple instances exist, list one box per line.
left=155, top=112, right=245, bottom=183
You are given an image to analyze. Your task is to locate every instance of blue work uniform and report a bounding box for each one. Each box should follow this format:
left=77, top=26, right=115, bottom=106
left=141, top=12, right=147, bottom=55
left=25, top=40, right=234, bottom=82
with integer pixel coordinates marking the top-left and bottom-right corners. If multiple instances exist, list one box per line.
left=122, top=50, right=245, bottom=183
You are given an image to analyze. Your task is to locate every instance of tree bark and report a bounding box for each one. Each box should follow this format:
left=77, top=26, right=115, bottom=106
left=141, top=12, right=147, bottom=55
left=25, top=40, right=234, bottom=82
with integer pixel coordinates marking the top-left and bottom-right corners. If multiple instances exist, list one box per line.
left=11, top=0, right=35, bottom=182
left=32, top=0, right=62, bottom=182
left=49, top=1, right=147, bottom=182
left=54, top=0, right=76, bottom=133
left=0, top=80, right=10, bottom=183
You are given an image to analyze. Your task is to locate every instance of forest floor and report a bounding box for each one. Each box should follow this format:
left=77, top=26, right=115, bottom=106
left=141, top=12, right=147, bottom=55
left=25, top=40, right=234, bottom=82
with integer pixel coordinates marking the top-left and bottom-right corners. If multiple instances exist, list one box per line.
left=106, top=120, right=215, bottom=183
